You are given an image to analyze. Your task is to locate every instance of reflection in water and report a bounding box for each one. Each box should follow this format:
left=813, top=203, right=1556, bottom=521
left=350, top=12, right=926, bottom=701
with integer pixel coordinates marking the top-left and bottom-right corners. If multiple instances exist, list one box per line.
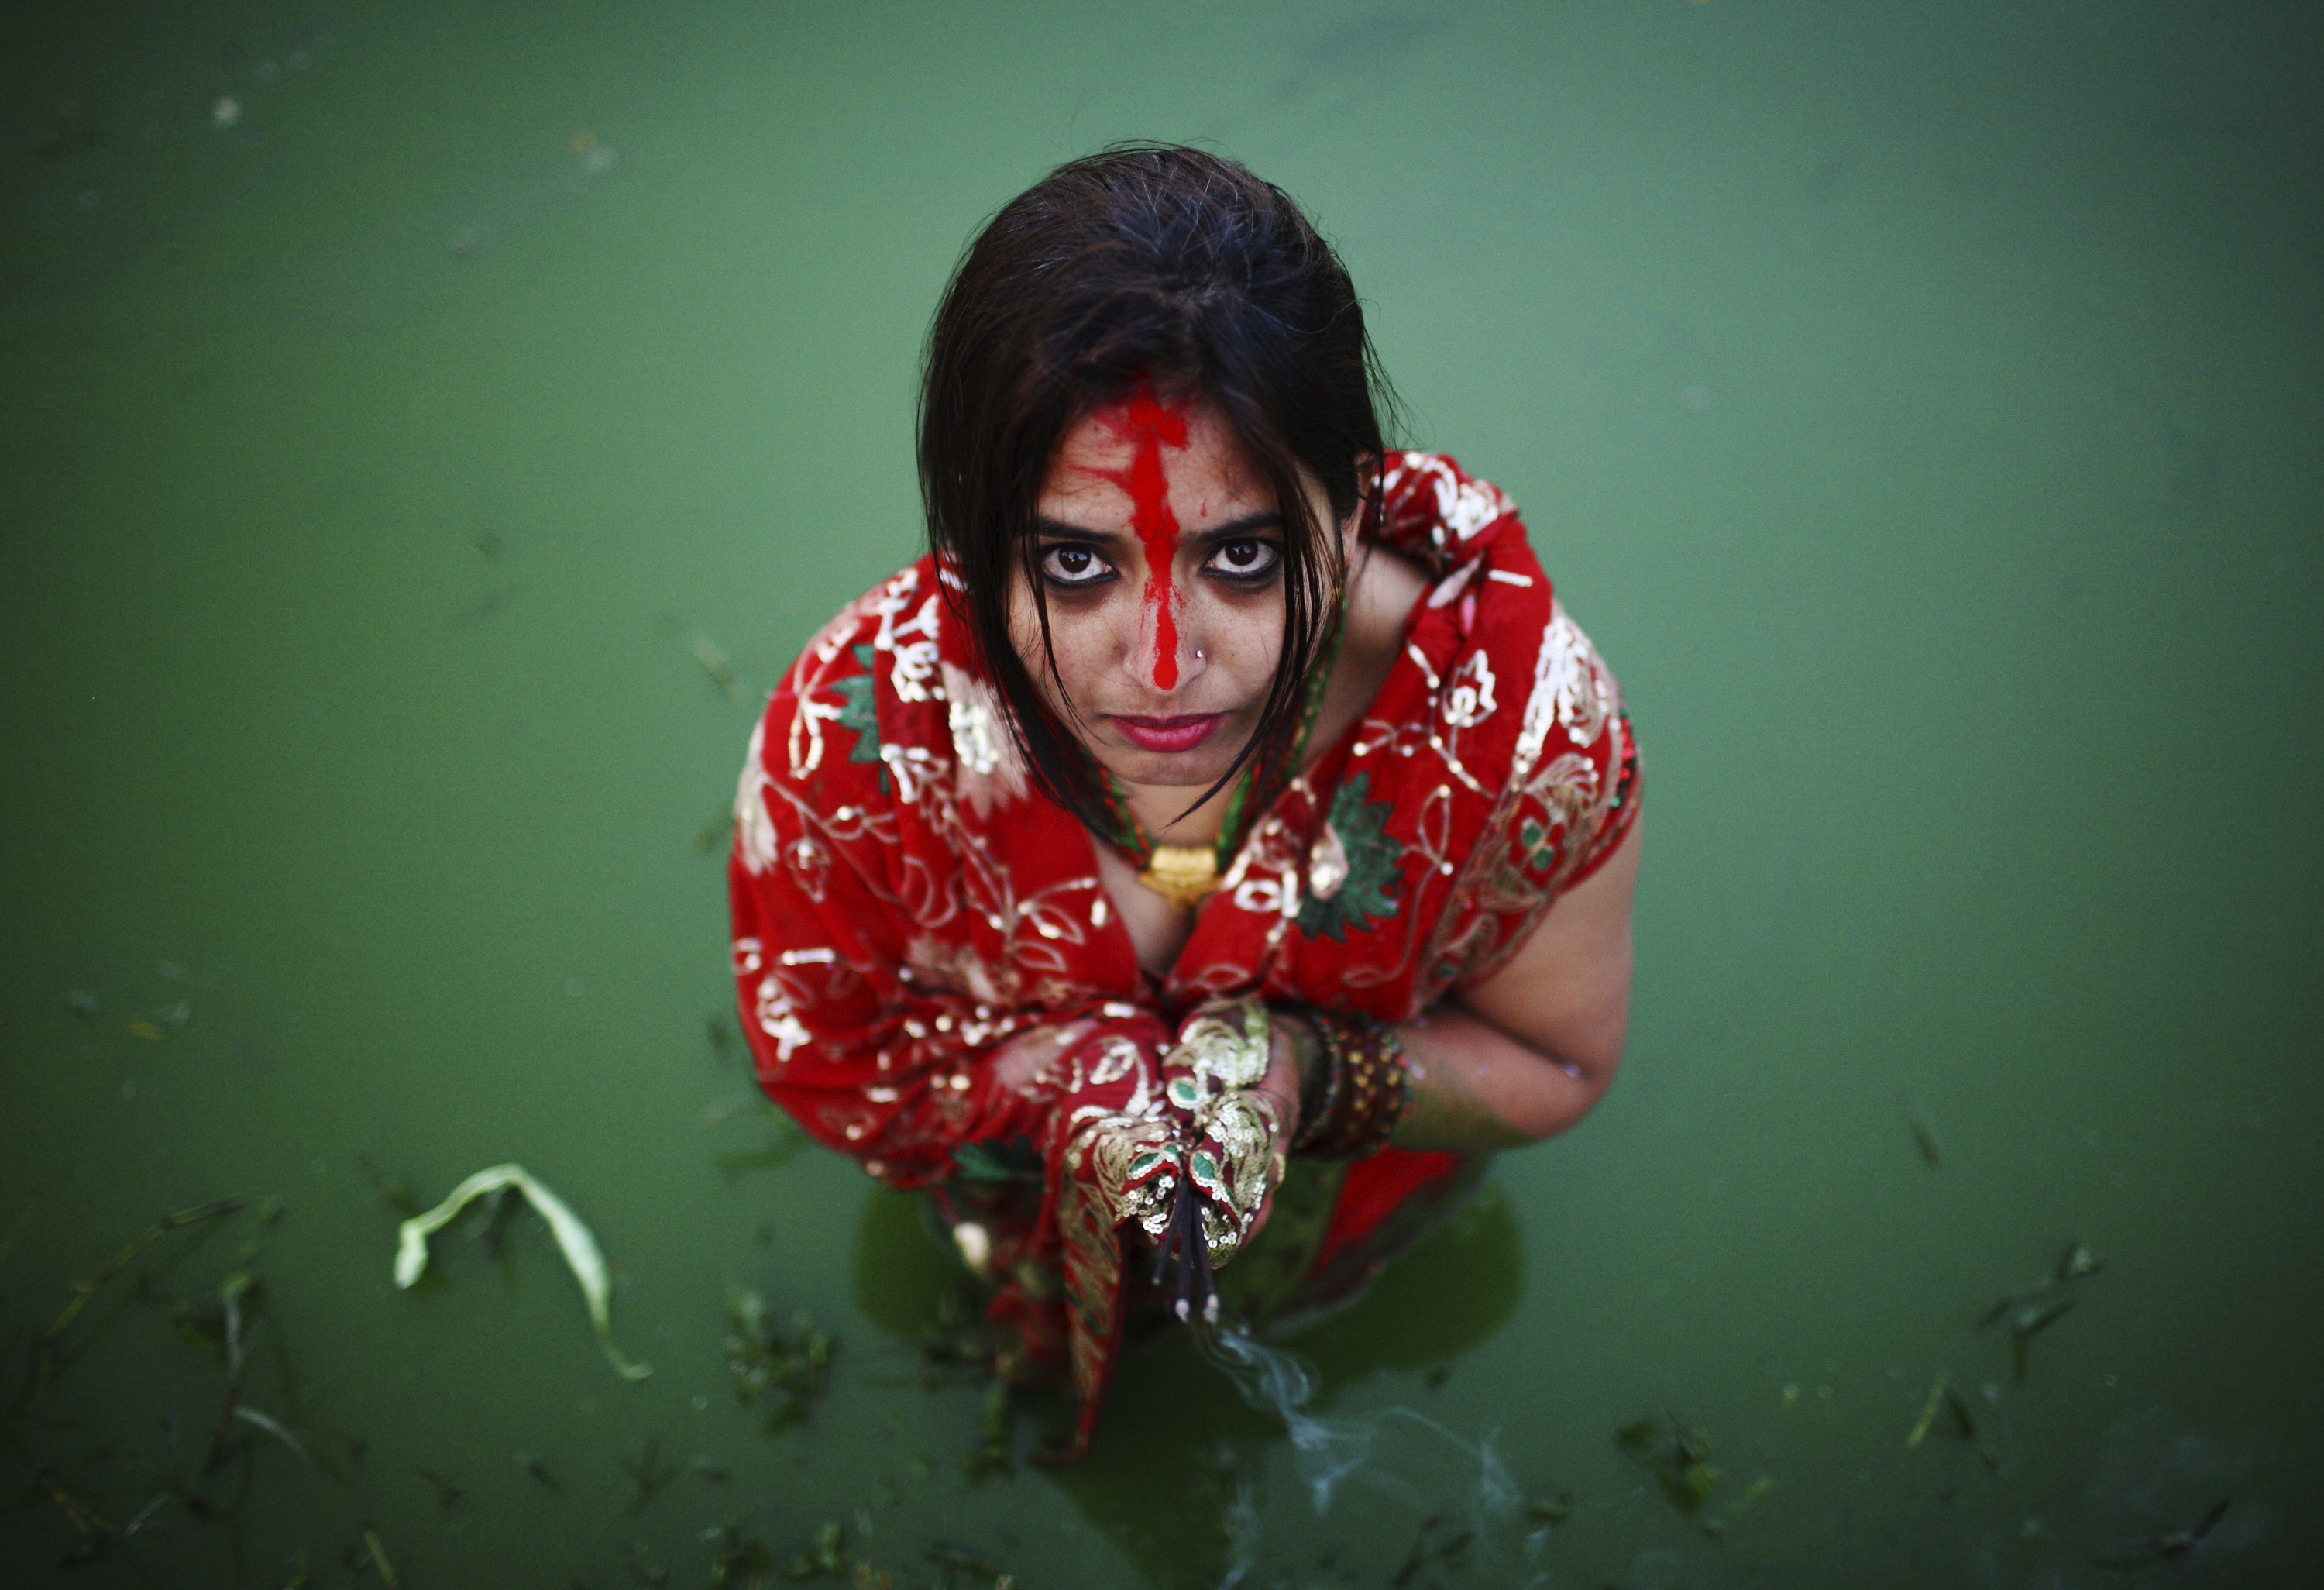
left=941, top=1184, right=1531, bottom=1588
left=847, top=1178, right=1531, bottom=1585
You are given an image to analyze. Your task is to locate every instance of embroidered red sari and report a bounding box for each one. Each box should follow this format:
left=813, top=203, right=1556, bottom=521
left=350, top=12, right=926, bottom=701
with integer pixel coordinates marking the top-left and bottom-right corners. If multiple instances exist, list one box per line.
left=728, top=452, right=1639, bottom=1452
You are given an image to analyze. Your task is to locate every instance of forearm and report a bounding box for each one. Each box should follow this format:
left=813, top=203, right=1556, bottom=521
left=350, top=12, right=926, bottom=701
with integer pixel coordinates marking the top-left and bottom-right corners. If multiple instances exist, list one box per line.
left=1389, top=1003, right=1611, bottom=1151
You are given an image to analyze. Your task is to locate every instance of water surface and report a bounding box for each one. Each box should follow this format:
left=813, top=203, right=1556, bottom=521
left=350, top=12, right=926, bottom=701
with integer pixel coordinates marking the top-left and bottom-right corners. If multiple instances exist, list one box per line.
left=5, top=1, right=2319, bottom=1585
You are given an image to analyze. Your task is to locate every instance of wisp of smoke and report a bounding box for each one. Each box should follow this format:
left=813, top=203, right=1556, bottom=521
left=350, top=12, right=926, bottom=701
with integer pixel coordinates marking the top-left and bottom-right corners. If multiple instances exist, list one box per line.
left=1202, top=1326, right=1522, bottom=1526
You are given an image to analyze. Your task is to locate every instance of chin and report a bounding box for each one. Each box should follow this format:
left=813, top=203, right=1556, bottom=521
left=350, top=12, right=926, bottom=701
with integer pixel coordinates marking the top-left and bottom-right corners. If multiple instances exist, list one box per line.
left=1097, top=735, right=1250, bottom=790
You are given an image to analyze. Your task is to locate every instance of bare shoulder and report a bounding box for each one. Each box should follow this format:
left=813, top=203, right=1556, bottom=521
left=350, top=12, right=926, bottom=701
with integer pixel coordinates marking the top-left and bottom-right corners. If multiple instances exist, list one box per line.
left=1305, top=541, right=1428, bottom=767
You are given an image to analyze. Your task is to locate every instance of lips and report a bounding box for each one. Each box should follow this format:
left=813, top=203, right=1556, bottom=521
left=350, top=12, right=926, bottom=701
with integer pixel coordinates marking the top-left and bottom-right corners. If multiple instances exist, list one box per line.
left=1110, top=713, right=1225, bottom=753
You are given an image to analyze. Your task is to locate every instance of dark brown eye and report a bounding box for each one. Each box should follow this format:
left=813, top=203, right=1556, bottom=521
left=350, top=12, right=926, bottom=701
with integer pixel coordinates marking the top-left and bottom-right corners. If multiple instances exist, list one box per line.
left=1206, top=539, right=1280, bottom=580
left=1040, top=545, right=1112, bottom=587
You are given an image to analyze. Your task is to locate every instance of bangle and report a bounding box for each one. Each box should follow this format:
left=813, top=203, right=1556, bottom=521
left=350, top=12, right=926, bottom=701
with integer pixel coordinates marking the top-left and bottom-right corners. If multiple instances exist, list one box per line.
left=1283, top=1011, right=1338, bottom=1143
left=1285, top=1007, right=1409, bottom=1158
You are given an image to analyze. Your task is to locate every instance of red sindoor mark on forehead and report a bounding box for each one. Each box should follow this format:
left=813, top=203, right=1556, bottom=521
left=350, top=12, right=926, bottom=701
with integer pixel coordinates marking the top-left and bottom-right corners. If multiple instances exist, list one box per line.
left=1090, top=384, right=1191, bottom=690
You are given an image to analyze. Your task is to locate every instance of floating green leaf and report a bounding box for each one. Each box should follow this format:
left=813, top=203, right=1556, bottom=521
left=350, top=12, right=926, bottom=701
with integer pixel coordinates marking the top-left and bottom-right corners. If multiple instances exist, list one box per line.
left=392, top=1164, right=651, bottom=1381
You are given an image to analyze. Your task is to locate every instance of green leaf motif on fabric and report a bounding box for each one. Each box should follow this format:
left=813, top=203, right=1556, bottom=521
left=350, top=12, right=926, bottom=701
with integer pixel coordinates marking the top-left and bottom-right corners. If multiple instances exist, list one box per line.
left=1518, top=814, right=1562, bottom=879
left=1189, top=1149, right=1225, bottom=1199
left=1296, top=771, right=1404, bottom=943
left=832, top=643, right=886, bottom=790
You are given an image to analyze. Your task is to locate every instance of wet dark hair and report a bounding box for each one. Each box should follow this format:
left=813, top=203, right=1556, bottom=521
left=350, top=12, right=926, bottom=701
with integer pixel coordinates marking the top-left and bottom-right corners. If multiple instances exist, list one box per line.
left=919, top=142, right=1396, bottom=834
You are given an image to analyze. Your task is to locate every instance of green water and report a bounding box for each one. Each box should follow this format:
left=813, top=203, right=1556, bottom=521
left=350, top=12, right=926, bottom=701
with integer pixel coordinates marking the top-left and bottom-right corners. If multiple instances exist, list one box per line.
left=5, top=1, right=2319, bottom=1584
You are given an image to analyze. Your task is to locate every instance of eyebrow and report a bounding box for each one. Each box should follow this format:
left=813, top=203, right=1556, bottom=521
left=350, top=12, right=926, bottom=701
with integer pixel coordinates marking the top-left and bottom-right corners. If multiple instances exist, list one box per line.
left=1030, top=509, right=1284, bottom=545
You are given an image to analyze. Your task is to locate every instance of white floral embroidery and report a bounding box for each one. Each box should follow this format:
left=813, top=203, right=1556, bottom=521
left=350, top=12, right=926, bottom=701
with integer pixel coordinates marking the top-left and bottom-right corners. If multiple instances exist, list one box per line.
left=1231, top=877, right=1289, bottom=915
left=734, top=721, right=781, bottom=874
left=871, top=583, right=944, bottom=703
left=1514, top=601, right=1608, bottom=779
left=1384, top=453, right=1517, bottom=554
left=1442, top=473, right=1512, bottom=541
left=755, top=975, right=810, bottom=1061
left=879, top=742, right=945, bottom=806
left=942, top=662, right=1029, bottom=817
left=1441, top=652, right=1497, bottom=728
left=889, top=638, right=941, bottom=704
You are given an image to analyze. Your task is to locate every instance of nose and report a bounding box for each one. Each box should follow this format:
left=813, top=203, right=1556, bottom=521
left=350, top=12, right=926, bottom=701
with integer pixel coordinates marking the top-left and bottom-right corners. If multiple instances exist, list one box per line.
left=1127, top=569, right=1202, bottom=693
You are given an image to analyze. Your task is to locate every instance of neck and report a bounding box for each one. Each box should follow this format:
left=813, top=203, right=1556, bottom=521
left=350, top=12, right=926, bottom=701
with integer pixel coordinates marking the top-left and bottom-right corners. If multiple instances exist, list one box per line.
left=1118, top=770, right=1239, bottom=850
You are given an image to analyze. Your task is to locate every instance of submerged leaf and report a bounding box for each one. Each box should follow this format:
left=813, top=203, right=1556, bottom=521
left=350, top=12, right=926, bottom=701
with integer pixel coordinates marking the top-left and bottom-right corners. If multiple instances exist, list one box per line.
left=703, top=1521, right=775, bottom=1587
left=1905, top=1100, right=1943, bottom=1167
left=1525, top=1494, right=1572, bottom=1525
left=234, top=1406, right=320, bottom=1471
left=621, top=1434, right=680, bottom=1516
left=2054, top=1239, right=2104, bottom=1281
left=1906, top=1375, right=1948, bottom=1449
left=1620, top=1413, right=1724, bottom=1519
left=1614, top=1418, right=1660, bottom=1454
left=2011, top=1296, right=2075, bottom=1338
left=1722, top=1475, right=1776, bottom=1521
left=1663, top=1460, right=1721, bottom=1514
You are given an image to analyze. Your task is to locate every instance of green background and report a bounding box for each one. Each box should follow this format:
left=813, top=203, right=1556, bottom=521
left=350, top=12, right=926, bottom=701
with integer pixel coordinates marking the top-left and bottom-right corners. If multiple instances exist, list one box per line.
left=4, top=0, right=2317, bottom=1584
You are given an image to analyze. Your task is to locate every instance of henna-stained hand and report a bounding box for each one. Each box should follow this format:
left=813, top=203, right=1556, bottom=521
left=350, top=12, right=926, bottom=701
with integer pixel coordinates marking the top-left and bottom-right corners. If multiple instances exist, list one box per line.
left=1109, top=999, right=1288, bottom=1321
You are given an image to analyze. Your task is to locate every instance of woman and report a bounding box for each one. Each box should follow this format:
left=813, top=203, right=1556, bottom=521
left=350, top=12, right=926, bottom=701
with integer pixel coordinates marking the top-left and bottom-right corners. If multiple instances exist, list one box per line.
left=729, top=145, right=1640, bottom=1456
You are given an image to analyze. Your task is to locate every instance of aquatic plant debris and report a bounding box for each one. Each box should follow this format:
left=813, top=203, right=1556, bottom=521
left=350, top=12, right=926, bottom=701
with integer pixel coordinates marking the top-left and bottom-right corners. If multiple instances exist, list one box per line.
left=702, top=1519, right=775, bottom=1585
left=689, top=633, right=754, bottom=708
left=2094, top=1499, right=2229, bottom=1571
left=621, top=1433, right=681, bottom=1515
left=36, top=1196, right=244, bottom=1396
left=1977, top=1237, right=2103, bottom=1328
left=234, top=1406, right=320, bottom=1471
left=1906, top=1374, right=1948, bottom=1448
left=360, top=1520, right=401, bottom=1589
left=392, top=1163, right=651, bottom=1380
left=723, top=1285, right=836, bottom=1429
left=1618, top=1413, right=1723, bottom=1518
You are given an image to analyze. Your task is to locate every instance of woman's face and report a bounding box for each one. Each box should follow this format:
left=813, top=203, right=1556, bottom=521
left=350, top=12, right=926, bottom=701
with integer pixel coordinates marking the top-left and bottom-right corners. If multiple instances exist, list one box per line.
left=1009, top=388, right=1337, bottom=794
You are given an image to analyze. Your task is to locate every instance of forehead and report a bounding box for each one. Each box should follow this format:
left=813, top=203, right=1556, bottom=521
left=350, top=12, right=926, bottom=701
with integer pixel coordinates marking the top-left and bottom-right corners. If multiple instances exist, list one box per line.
left=1043, top=395, right=1260, bottom=503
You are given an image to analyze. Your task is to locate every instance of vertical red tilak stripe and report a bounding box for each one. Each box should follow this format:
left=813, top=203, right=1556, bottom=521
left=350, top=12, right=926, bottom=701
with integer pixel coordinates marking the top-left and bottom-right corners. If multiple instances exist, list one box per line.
left=1094, top=384, right=1190, bottom=690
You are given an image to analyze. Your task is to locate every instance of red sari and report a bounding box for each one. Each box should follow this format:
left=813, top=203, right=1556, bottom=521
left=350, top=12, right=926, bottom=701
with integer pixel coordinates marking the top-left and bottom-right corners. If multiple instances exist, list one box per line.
left=728, top=452, right=1639, bottom=1452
